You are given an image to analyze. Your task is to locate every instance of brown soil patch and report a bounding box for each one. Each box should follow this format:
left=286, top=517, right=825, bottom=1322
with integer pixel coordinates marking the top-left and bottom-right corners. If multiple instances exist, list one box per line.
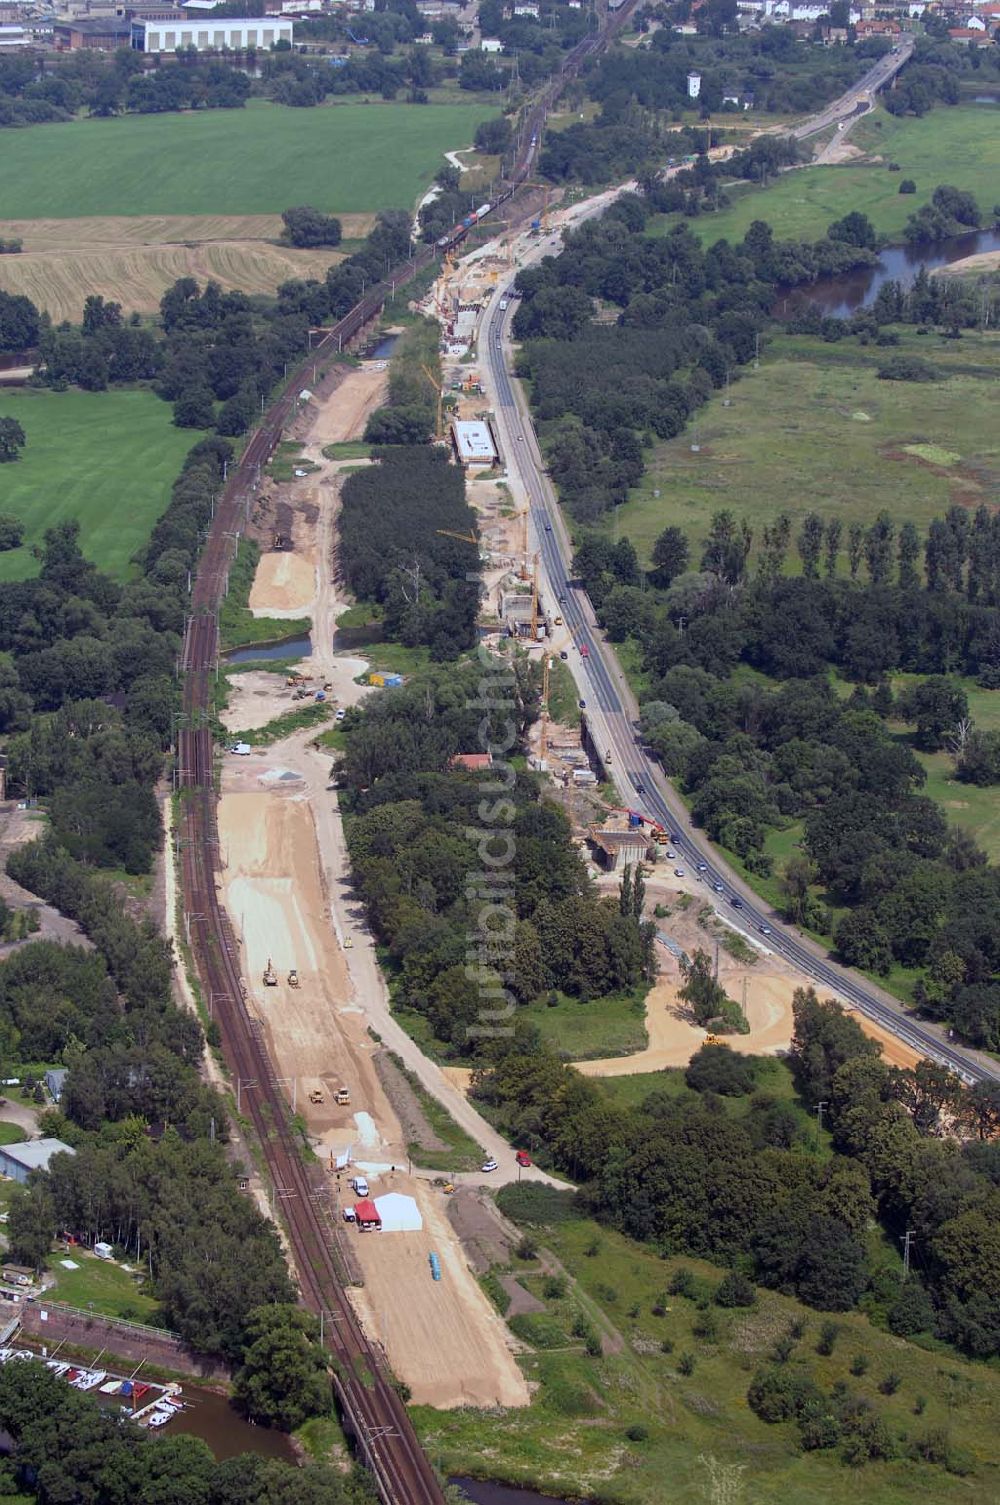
left=373, top=1050, right=447, bottom=1154
left=248, top=549, right=315, bottom=615
left=347, top=1176, right=530, bottom=1409
left=310, top=362, right=390, bottom=446
left=447, top=1187, right=517, bottom=1275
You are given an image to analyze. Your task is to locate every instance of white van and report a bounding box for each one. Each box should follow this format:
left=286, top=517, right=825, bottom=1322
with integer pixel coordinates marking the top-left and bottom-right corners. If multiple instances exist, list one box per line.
left=349, top=1176, right=369, bottom=1198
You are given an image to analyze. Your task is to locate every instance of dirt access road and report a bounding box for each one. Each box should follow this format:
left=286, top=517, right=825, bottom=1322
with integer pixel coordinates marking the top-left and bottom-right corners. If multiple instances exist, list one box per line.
left=217, top=363, right=532, bottom=1410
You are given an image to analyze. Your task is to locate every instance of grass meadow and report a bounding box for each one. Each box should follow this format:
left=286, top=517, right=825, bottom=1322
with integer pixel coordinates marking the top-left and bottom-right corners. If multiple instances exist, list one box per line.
left=600, top=328, right=1000, bottom=570
left=0, top=100, right=492, bottom=219
left=0, top=388, right=197, bottom=581
left=649, top=104, right=1000, bottom=246
left=415, top=1201, right=1000, bottom=1504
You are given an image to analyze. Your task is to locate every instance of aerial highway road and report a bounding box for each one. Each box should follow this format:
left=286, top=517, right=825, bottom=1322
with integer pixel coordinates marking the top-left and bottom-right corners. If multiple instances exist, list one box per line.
left=479, top=282, right=1000, bottom=1091
left=793, top=35, right=915, bottom=139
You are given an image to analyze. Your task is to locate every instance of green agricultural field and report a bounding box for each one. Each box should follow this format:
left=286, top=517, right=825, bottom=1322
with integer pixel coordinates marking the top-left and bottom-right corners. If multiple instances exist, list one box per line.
left=0, top=388, right=196, bottom=582
left=416, top=1205, right=1000, bottom=1504
left=648, top=105, right=1000, bottom=246
left=0, top=101, right=492, bottom=219
left=603, top=328, right=1000, bottom=569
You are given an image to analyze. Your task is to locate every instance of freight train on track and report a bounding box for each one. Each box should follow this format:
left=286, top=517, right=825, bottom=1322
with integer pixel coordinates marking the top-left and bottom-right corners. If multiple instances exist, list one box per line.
left=176, top=4, right=639, bottom=1501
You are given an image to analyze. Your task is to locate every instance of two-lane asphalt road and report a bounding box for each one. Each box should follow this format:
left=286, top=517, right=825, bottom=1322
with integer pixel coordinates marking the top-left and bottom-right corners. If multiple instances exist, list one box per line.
left=793, top=36, right=915, bottom=139
left=480, top=289, right=1000, bottom=1090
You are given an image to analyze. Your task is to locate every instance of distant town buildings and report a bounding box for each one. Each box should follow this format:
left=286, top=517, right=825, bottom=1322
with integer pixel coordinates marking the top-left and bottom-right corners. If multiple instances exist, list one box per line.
left=131, top=13, right=292, bottom=47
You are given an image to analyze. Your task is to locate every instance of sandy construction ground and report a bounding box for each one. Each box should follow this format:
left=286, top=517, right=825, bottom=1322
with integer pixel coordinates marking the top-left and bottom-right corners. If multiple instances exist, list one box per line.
left=309, top=362, right=390, bottom=446
left=218, top=780, right=403, bottom=1166
left=349, top=1176, right=529, bottom=1409
left=249, top=550, right=316, bottom=615
left=575, top=957, right=799, bottom=1078
left=849, top=1013, right=924, bottom=1071
left=221, top=671, right=302, bottom=734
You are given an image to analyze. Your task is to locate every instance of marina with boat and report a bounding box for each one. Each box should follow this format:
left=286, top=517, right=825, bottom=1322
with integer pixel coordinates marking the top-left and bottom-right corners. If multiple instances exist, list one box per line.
left=0, top=1345, right=185, bottom=1429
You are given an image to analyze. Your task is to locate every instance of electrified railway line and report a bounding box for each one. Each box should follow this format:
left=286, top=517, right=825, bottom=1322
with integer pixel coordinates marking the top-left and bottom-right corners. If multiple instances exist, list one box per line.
left=175, top=4, right=642, bottom=1499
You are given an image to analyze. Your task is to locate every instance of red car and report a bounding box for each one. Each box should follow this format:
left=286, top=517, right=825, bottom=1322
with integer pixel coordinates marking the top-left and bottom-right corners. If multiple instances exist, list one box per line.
left=515, top=1150, right=532, bottom=1168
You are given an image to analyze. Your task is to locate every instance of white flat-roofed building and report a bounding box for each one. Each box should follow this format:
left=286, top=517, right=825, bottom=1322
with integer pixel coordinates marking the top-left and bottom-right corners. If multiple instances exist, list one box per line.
left=131, top=13, right=292, bottom=47
left=451, top=419, right=498, bottom=466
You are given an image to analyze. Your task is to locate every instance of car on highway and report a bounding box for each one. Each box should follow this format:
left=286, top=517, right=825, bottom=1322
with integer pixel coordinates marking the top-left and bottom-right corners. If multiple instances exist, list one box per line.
left=515, top=1150, right=532, bottom=1168
left=545, top=522, right=552, bottom=532
left=759, top=924, right=772, bottom=937
left=674, top=867, right=686, bottom=878
left=579, top=698, right=586, bottom=708
left=666, top=849, right=677, bottom=859
left=713, top=882, right=725, bottom=893
left=731, top=897, right=743, bottom=909
left=696, top=862, right=707, bottom=872
left=481, top=1159, right=499, bottom=1173
left=559, top=650, right=568, bottom=660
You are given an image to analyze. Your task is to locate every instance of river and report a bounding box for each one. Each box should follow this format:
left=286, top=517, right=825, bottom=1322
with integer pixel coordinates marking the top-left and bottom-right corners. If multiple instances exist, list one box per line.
left=779, top=226, right=1000, bottom=319
left=452, top=1479, right=584, bottom=1505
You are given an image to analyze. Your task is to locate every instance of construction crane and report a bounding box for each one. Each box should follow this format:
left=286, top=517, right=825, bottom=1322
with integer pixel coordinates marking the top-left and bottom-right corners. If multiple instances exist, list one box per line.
left=436, top=528, right=479, bottom=547
left=419, top=363, right=445, bottom=440
left=530, top=550, right=541, bottom=641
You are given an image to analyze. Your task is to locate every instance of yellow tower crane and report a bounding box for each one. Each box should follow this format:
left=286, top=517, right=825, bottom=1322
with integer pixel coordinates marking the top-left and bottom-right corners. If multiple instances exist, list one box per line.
left=419, top=363, right=445, bottom=441
left=436, top=528, right=479, bottom=547
left=530, top=550, right=541, bottom=641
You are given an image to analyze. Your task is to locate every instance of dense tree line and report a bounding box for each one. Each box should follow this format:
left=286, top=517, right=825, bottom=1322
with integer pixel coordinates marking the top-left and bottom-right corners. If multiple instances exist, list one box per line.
left=470, top=993, right=1000, bottom=1363
left=0, top=844, right=295, bottom=1360
left=338, top=447, right=480, bottom=656
left=571, top=500, right=1000, bottom=1046
left=0, top=1359, right=364, bottom=1504
left=0, top=50, right=249, bottom=129
left=363, top=317, right=440, bottom=444
left=512, top=206, right=873, bottom=522
left=338, top=661, right=655, bottom=1055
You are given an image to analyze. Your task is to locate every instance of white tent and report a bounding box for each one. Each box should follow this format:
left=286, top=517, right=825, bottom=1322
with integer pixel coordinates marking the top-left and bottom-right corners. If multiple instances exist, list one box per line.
left=373, top=1192, right=422, bottom=1234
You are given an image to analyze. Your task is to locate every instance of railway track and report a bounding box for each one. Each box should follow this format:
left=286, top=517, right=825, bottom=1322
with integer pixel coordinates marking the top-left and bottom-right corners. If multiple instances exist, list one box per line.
left=176, top=8, right=642, bottom=1499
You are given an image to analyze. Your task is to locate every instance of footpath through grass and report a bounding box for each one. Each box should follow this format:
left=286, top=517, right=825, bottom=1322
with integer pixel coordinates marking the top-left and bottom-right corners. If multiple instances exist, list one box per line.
left=0, top=100, right=492, bottom=219
left=605, top=328, right=1000, bottom=569
left=415, top=1199, right=1000, bottom=1504
left=653, top=105, right=1000, bottom=246
left=0, top=388, right=196, bottom=582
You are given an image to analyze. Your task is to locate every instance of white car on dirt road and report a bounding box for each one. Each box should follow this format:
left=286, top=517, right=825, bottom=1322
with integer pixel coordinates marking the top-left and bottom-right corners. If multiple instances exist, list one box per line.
left=480, top=1159, right=498, bottom=1173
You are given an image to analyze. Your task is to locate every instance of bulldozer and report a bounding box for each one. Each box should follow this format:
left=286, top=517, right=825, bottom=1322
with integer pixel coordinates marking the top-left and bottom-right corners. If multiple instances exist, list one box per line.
left=309, top=1088, right=324, bottom=1105
left=263, top=958, right=278, bottom=987
left=704, top=1034, right=730, bottom=1048
left=288, top=968, right=300, bottom=988
left=334, top=1087, right=351, bottom=1107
